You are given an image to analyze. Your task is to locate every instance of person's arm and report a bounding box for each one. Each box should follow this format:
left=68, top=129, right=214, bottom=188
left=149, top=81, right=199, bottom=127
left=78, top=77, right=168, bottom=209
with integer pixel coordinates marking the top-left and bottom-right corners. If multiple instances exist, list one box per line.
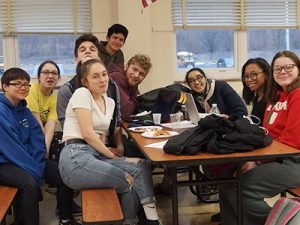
left=274, top=90, right=300, bottom=149
left=221, top=81, right=248, bottom=117
left=31, top=112, right=55, bottom=155
left=57, top=83, right=72, bottom=128
left=0, top=109, right=46, bottom=185
left=43, top=120, right=56, bottom=156
left=74, top=108, right=117, bottom=159
left=110, top=127, right=124, bottom=156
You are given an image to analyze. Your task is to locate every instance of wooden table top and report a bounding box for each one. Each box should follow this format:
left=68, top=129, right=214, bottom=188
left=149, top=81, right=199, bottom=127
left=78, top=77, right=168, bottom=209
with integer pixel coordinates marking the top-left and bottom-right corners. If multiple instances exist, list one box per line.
left=122, top=123, right=300, bottom=166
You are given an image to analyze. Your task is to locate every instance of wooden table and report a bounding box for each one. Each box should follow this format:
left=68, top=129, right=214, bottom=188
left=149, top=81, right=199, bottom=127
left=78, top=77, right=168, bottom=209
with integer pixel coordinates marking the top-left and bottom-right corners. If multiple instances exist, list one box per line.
left=122, top=123, right=300, bottom=225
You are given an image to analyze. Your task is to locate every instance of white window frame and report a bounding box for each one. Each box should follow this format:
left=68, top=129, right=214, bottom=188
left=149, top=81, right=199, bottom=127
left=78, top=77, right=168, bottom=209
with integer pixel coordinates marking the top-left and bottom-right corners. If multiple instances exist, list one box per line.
left=172, top=0, right=299, bottom=80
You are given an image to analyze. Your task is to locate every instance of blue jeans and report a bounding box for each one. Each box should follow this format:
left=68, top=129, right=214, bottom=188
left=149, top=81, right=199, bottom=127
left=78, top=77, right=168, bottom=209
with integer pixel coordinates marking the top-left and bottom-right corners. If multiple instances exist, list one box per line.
left=219, top=157, right=300, bottom=225
left=59, top=143, right=156, bottom=224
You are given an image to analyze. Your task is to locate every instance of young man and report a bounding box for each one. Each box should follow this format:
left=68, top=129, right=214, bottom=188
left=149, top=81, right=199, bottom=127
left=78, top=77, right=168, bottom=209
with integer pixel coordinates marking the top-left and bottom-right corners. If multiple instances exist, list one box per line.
left=57, top=33, right=122, bottom=150
left=99, top=23, right=128, bottom=71
left=0, top=68, right=79, bottom=225
left=110, top=54, right=152, bottom=119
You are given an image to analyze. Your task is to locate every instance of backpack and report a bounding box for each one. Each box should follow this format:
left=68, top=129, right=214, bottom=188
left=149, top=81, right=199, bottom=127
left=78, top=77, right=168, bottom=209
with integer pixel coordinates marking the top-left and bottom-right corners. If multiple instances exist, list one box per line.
left=137, top=83, right=191, bottom=113
left=265, top=197, right=300, bottom=225
left=49, top=131, right=64, bottom=161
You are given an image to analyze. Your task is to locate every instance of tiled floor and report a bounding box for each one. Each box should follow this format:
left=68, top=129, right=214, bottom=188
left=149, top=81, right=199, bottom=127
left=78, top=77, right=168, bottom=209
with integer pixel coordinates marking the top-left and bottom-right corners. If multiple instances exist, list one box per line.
left=4, top=171, right=279, bottom=225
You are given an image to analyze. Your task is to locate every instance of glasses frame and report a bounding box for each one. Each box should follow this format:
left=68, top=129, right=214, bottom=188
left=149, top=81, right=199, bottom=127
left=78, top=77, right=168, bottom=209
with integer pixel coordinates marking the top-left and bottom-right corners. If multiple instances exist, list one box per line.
left=8, top=82, right=31, bottom=89
left=41, top=70, right=59, bottom=76
left=273, top=64, right=296, bottom=74
left=188, top=75, right=205, bottom=85
left=243, top=71, right=263, bottom=81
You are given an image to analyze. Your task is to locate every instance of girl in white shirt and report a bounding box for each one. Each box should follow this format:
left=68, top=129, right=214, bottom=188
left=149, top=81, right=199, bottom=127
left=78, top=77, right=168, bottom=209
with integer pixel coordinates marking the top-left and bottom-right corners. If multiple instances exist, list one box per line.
left=59, top=59, right=162, bottom=225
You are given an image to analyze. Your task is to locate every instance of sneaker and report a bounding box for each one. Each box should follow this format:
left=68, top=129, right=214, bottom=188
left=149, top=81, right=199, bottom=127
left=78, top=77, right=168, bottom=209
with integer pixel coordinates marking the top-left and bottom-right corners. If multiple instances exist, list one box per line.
left=147, top=219, right=164, bottom=225
left=59, top=219, right=81, bottom=225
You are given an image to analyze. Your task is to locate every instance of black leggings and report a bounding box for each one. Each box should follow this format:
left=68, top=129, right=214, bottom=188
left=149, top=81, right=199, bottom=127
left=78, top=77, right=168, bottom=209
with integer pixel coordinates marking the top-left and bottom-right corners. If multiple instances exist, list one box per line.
left=0, top=160, right=73, bottom=225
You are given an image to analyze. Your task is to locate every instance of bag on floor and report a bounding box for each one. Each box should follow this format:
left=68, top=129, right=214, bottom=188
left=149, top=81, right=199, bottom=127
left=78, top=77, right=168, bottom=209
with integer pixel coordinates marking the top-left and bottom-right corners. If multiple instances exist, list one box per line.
left=265, top=197, right=300, bottom=225
left=49, top=131, right=63, bottom=161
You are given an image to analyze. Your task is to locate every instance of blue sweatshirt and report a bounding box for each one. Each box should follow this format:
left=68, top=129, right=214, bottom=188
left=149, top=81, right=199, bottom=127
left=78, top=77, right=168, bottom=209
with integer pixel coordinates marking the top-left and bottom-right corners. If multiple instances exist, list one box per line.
left=0, top=94, right=46, bottom=185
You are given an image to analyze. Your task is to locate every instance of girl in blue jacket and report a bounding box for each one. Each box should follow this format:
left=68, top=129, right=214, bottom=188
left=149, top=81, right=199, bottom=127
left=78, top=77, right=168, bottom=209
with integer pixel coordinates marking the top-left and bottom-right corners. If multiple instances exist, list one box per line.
left=0, top=68, right=78, bottom=225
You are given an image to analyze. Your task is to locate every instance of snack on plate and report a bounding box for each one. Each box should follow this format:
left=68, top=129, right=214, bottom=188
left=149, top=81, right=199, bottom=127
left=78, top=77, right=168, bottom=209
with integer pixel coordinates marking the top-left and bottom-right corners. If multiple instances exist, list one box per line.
left=153, top=129, right=170, bottom=136
left=135, top=127, right=160, bottom=132
left=135, top=127, right=147, bottom=132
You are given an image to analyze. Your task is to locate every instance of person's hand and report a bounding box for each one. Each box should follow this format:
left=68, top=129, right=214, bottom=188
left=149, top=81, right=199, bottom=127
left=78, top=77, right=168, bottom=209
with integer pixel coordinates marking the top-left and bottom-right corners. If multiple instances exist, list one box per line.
left=108, top=147, right=123, bottom=157
left=220, top=114, right=229, bottom=119
left=241, top=161, right=258, bottom=173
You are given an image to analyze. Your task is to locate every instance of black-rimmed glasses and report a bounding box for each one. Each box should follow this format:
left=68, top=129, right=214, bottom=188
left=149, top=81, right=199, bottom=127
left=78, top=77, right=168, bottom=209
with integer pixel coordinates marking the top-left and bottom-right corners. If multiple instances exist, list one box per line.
left=273, top=64, right=297, bottom=74
left=41, top=70, right=59, bottom=76
left=188, top=75, right=205, bottom=85
left=243, top=71, right=263, bottom=81
left=8, top=82, right=31, bottom=89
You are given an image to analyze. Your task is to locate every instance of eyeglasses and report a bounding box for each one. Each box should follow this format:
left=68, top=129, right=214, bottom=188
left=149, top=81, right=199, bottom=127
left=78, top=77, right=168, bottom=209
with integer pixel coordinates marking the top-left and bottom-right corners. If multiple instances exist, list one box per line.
left=243, top=71, right=263, bottom=81
left=273, top=64, right=296, bottom=74
left=188, top=75, right=205, bottom=85
left=41, top=70, right=59, bottom=76
left=8, top=82, right=31, bottom=89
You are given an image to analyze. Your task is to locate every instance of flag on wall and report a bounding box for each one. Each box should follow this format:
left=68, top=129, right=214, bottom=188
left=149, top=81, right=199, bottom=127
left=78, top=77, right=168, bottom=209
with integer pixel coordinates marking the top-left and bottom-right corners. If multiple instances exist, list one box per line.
left=142, top=0, right=157, bottom=8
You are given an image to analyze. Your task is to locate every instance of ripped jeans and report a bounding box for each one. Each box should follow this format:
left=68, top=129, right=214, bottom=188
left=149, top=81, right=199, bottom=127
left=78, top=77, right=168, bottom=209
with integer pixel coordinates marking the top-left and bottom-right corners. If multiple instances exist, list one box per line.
left=59, top=143, right=155, bottom=224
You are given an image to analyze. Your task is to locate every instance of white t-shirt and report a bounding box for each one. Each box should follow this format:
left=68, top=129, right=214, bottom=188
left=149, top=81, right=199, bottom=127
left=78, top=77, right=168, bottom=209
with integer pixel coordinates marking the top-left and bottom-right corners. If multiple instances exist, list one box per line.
left=63, top=87, right=115, bottom=144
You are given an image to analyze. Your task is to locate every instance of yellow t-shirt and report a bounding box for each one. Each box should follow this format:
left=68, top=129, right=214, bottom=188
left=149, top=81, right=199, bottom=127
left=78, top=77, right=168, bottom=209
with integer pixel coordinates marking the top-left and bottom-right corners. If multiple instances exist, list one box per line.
left=26, top=83, right=57, bottom=125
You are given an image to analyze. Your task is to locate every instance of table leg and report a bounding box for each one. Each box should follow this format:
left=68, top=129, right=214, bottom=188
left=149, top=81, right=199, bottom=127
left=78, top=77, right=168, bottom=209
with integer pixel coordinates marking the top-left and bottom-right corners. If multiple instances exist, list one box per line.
left=170, top=167, right=179, bottom=225
left=237, top=162, right=243, bottom=225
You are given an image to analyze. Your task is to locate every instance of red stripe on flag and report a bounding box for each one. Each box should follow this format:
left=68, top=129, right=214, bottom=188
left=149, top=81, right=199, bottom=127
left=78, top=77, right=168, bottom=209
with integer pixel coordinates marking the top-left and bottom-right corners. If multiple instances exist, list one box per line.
left=142, top=0, right=157, bottom=8
left=142, top=0, right=148, bottom=8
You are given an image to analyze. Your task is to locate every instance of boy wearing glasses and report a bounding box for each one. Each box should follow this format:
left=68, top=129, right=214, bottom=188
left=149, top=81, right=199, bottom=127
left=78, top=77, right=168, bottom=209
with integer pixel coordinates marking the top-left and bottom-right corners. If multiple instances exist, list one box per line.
left=0, top=68, right=80, bottom=225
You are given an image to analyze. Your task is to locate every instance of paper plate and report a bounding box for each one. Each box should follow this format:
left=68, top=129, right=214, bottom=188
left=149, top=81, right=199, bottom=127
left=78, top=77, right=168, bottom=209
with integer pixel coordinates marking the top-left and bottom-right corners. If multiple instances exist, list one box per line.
left=141, top=130, right=178, bottom=139
left=128, top=126, right=162, bottom=133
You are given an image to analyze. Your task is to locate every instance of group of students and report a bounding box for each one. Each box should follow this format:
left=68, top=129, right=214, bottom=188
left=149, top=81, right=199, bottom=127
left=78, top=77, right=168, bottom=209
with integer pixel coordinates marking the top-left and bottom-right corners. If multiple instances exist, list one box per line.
left=185, top=51, right=300, bottom=225
left=1, top=23, right=300, bottom=225
left=0, top=24, right=163, bottom=225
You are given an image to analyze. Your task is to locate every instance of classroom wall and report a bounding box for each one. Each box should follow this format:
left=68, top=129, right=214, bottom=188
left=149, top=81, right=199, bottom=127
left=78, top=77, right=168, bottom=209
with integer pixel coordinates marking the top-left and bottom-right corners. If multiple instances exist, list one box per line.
left=91, top=0, right=175, bottom=93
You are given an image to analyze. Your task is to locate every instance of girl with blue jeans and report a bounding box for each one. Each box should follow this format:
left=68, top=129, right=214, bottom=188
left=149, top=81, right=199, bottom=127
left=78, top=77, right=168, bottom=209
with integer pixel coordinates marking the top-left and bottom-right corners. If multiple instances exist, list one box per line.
left=59, top=59, right=162, bottom=225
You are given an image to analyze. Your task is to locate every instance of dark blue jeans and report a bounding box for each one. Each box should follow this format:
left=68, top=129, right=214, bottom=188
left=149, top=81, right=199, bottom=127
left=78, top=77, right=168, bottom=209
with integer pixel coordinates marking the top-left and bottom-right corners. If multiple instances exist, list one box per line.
left=0, top=160, right=73, bottom=225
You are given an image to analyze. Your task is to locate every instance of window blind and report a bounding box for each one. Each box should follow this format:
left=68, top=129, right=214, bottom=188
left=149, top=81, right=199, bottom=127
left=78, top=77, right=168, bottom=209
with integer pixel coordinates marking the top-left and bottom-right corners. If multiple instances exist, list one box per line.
left=172, top=0, right=299, bottom=29
left=0, top=0, right=91, bottom=34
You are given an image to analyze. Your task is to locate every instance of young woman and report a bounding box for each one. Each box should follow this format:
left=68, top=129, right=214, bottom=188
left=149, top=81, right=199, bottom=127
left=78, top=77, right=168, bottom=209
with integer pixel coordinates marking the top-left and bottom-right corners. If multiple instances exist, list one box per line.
left=0, top=68, right=79, bottom=225
left=26, top=60, right=60, bottom=154
left=219, top=50, right=300, bottom=225
left=186, top=67, right=247, bottom=118
left=241, top=58, right=271, bottom=126
left=58, top=59, right=163, bottom=225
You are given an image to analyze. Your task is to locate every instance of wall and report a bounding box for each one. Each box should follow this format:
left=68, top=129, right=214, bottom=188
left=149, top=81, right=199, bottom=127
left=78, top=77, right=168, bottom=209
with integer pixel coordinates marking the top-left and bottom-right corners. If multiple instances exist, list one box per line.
left=91, top=0, right=175, bottom=93
left=89, top=0, right=245, bottom=102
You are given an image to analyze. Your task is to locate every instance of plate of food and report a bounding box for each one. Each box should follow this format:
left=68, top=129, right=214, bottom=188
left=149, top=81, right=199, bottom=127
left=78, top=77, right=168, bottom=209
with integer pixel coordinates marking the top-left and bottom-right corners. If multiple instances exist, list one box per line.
left=128, top=126, right=162, bottom=133
left=141, top=129, right=178, bottom=139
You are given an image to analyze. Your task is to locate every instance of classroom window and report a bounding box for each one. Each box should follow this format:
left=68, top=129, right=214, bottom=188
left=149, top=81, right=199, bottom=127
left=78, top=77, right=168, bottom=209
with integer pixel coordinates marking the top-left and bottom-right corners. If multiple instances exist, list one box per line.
left=18, top=35, right=78, bottom=77
left=173, top=0, right=300, bottom=79
left=248, top=29, right=300, bottom=63
left=176, top=29, right=234, bottom=69
left=0, top=36, right=3, bottom=76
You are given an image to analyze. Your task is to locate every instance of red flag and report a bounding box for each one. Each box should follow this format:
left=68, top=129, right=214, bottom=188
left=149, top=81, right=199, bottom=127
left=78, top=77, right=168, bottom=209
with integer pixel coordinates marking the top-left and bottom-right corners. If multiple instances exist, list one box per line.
left=141, top=0, right=157, bottom=8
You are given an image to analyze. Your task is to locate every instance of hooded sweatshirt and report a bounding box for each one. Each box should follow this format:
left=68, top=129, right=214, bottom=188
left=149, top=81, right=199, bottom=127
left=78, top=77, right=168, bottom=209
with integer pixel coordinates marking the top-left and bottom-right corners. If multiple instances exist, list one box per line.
left=0, top=94, right=46, bottom=185
left=99, top=41, right=124, bottom=71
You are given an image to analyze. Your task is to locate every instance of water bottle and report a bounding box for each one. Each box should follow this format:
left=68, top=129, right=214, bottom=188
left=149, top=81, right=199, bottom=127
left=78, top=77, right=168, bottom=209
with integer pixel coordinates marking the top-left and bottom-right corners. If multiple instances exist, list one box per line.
left=181, top=104, right=189, bottom=120
left=210, top=103, right=221, bottom=115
